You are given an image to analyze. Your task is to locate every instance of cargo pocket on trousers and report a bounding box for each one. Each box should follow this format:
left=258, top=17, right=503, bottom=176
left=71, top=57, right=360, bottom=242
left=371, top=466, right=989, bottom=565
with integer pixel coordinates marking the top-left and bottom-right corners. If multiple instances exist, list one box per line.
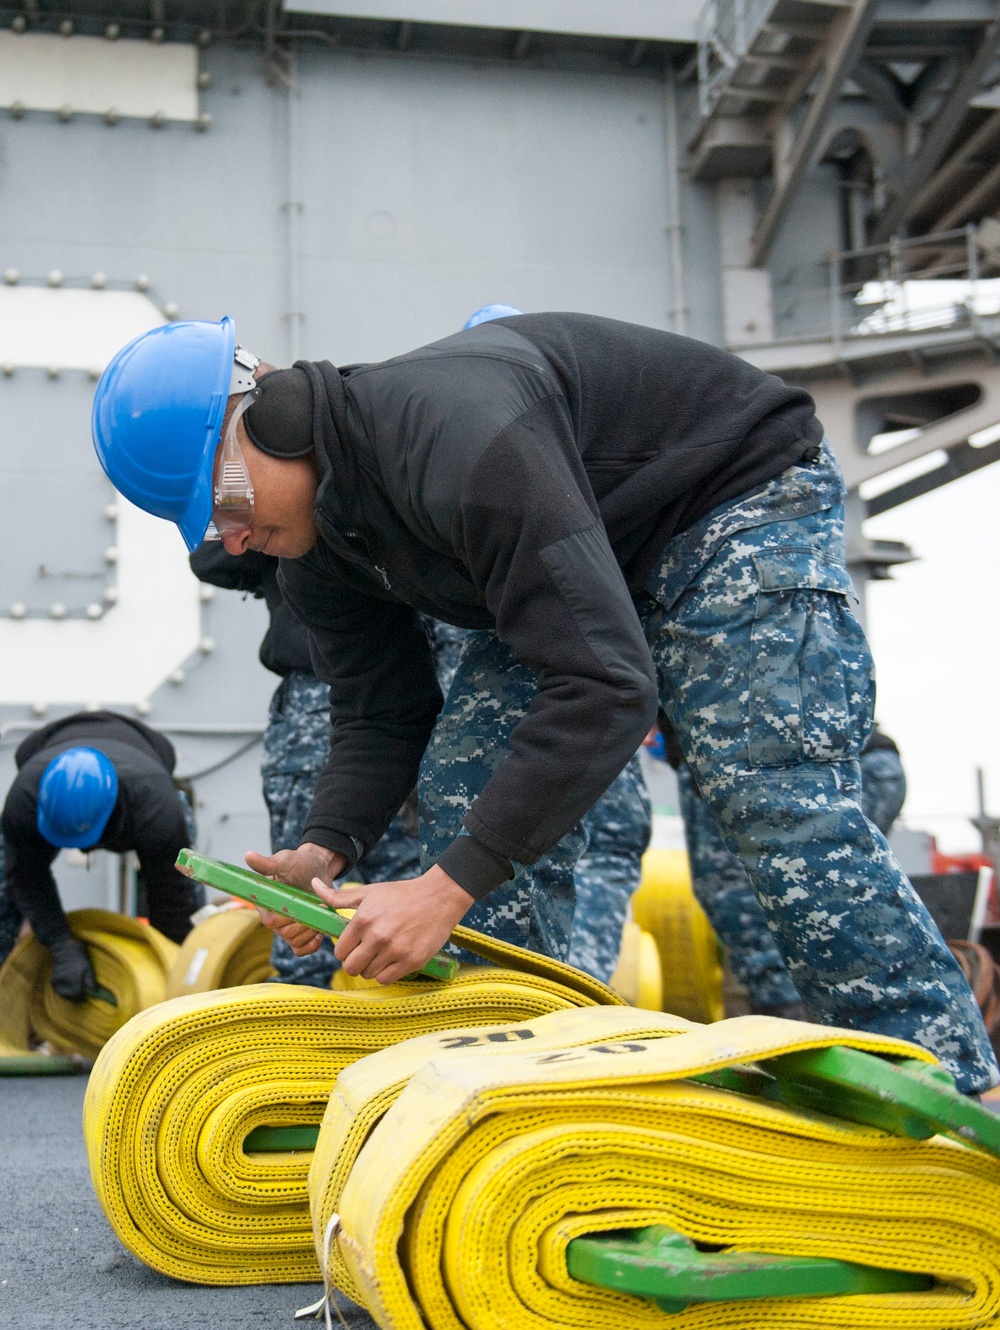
left=747, top=547, right=874, bottom=769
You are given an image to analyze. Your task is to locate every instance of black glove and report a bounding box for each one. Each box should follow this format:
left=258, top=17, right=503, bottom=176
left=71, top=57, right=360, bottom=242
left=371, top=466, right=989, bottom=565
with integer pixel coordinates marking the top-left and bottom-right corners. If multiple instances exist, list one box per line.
left=48, top=935, right=97, bottom=1001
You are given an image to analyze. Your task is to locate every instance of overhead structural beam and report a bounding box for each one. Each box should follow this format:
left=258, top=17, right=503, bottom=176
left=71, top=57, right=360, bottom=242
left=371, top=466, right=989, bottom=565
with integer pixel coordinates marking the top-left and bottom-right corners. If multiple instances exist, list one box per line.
left=907, top=108, right=1000, bottom=224
left=935, top=155, right=1000, bottom=230
left=750, top=0, right=878, bottom=265
left=851, top=59, right=908, bottom=124
left=871, top=17, right=1000, bottom=242
left=865, top=436, right=1000, bottom=516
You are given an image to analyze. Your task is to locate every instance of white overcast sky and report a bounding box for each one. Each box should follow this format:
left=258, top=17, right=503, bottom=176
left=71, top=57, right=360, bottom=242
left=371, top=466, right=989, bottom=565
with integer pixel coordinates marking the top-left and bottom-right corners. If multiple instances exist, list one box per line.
left=864, top=456, right=1000, bottom=854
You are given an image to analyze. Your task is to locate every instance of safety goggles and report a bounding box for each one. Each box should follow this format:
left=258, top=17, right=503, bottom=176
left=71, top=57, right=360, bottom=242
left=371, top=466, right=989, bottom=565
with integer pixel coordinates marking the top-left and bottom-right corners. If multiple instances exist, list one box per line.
left=205, top=388, right=259, bottom=540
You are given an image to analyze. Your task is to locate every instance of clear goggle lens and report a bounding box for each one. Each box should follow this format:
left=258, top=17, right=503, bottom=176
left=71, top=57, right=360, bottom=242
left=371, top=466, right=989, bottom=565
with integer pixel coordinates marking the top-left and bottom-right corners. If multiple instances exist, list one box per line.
left=205, top=388, right=258, bottom=540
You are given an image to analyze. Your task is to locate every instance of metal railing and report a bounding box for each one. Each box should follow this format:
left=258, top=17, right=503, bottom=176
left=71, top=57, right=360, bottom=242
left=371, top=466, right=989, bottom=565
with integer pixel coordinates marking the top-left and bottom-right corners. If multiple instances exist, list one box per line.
left=771, top=223, right=1000, bottom=351
left=696, top=0, right=777, bottom=116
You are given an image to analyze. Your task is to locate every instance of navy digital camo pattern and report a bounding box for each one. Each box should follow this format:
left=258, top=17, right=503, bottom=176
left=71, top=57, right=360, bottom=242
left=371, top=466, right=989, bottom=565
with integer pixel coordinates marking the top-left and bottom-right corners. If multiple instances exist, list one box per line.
left=0, top=834, right=24, bottom=968
left=420, top=628, right=586, bottom=963
left=635, top=439, right=996, bottom=1093
left=420, top=621, right=652, bottom=979
left=264, top=670, right=423, bottom=986
left=567, top=754, right=651, bottom=982
left=423, top=617, right=467, bottom=698
left=674, top=741, right=907, bottom=1013
left=675, top=761, right=802, bottom=1011
left=268, top=626, right=651, bottom=983
left=860, top=745, right=907, bottom=835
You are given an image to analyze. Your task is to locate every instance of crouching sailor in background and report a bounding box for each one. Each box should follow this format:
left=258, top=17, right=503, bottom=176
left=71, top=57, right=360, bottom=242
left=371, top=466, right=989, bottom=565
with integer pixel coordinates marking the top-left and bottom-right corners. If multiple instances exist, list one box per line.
left=0, top=712, right=198, bottom=999
left=189, top=540, right=428, bottom=987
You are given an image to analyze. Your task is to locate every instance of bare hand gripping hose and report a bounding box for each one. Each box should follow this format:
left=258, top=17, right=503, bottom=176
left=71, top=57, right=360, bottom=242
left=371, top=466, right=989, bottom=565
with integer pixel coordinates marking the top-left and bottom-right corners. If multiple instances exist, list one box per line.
left=323, top=1010, right=1000, bottom=1330
left=83, top=931, right=622, bottom=1285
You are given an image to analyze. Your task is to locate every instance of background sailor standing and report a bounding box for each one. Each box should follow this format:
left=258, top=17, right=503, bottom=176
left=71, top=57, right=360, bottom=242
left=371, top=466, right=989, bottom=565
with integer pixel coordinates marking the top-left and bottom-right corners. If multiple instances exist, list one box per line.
left=90, top=313, right=998, bottom=1094
left=190, top=539, right=450, bottom=986
left=0, top=711, right=199, bottom=997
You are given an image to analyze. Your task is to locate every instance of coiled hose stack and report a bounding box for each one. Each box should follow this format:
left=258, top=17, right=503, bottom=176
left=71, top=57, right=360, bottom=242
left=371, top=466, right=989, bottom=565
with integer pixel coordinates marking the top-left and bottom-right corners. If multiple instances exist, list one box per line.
left=0, top=908, right=177, bottom=1071
left=83, top=929, right=622, bottom=1285
left=318, top=1008, right=1000, bottom=1330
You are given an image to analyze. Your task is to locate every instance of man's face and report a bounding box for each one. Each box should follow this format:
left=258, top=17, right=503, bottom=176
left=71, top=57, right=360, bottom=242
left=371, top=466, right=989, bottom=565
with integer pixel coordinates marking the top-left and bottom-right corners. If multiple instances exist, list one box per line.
left=214, top=413, right=319, bottom=559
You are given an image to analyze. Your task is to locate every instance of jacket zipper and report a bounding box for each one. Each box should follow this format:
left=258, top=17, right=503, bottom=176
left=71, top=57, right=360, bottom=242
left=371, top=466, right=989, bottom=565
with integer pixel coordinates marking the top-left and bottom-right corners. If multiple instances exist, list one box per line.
left=343, top=527, right=392, bottom=591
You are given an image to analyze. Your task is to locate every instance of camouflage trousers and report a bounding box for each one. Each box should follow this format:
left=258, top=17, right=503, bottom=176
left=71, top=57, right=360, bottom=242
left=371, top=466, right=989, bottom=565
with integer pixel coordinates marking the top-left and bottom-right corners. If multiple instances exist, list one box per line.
left=860, top=746, right=907, bottom=836
left=676, top=740, right=908, bottom=1014
left=676, top=761, right=802, bottom=1011
left=568, top=754, right=651, bottom=982
left=425, top=441, right=997, bottom=1092
left=637, top=443, right=996, bottom=1092
left=262, top=671, right=421, bottom=987
left=423, top=639, right=651, bottom=979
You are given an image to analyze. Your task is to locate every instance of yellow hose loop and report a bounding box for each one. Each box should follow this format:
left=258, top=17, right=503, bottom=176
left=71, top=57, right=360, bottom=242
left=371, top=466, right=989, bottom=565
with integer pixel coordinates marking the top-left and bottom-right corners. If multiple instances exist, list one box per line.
left=447, top=923, right=623, bottom=1007
left=166, top=908, right=275, bottom=998
left=309, top=1005, right=696, bottom=1305
left=83, top=950, right=613, bottom=1286
left=329, top=1012, right=995, bottom=1330
left=632, top=848, right=725, bottom=1022
left=0, top=908, right=177, bottom=1064
left=610, top=921, right=663, bottom=1010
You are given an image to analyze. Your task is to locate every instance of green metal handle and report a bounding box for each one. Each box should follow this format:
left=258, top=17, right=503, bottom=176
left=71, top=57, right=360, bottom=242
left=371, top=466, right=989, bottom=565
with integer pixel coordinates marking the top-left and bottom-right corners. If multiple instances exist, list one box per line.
left=175, top=848, right=459, bottom=983
left=0, top=1054, right=92, bottom=1077
left=568, top=1226, right=931, bottom=1312
left=571, top=1045, right=1000, bottom=1309
left=694, top=1043, right=1000, bottom=1157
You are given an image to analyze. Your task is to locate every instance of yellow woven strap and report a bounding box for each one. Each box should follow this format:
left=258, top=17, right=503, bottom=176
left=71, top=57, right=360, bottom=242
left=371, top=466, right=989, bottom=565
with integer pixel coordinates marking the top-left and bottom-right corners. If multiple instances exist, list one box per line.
left=83, top=966, right=602, bottom=1285
left=609, top=921, right=663, bottom=1009
left=632, top=848, right=724, bottom=1022
left=165, top=908, right=275, bottom=998
left=0, top=908, right=177, bottom=1063
left=328, top=1011, right=1000, bottom=1330
left=309, top=1005, right=696, bottom=1305
left=447, top=923, right=624, bottom=1007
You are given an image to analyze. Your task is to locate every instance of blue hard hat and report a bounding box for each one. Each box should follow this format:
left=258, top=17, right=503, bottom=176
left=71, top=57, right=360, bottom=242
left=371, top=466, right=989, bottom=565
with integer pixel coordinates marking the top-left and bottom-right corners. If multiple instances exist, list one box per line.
left=37, top=747, right=119, bottom=850
left=92, top=317, right=236, bottom=552
left=463, top=304, right=524, bottom=329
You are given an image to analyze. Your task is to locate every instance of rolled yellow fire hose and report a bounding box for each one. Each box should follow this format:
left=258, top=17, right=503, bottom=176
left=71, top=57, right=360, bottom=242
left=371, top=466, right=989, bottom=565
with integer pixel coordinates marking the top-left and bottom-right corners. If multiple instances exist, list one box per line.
left=329, top=1009, right=1000, bottom=1330
left=632, top=848, right=725, bottom=1021
left=310, top=1004, right=695, bottom=1306
left=84, top=936, right=621, bottom=1285
left=609, top=919, right=663, bottom=1010
left=0, top=908, right=177, bottom=1068
left=165, top=906, right=275, bottom=998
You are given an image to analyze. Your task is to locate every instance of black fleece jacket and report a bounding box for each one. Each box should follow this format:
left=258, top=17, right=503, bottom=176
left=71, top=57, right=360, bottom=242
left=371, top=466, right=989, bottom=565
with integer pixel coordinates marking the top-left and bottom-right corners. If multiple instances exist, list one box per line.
left=279, top=314, right=822, bottom=898
left=189, top=544, right=313, bottom=677
left=2, top=713, right=197, bottom=945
